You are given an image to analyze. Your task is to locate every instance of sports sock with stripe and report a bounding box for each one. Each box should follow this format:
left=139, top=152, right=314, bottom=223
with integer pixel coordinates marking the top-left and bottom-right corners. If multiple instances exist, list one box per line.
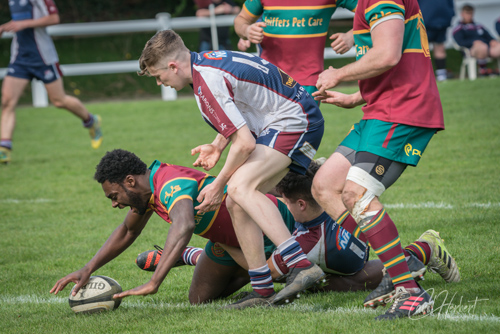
left=276, top=237, right=311, bottom=269
left=181, top=246, right=203, bottom=266
left=404, top=241, right=432, bottom=265
left=359, top=209, right=419, bottom=291
left=249, top=264, right=275, bottom=296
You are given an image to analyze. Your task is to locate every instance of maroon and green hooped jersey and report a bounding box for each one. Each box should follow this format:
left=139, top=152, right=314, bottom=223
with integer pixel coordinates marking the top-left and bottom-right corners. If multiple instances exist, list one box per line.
left=243, top=0, right=357, bottom=86
left=147, top=160, right=238, bottom=245
left=353, top=0, right=444, bottom=130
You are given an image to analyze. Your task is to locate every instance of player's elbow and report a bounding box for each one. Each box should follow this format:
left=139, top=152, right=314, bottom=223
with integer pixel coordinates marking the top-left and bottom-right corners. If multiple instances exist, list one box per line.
left=380, top=49, right=401, bottom=69
left=49, top=14, right=60, bottom=25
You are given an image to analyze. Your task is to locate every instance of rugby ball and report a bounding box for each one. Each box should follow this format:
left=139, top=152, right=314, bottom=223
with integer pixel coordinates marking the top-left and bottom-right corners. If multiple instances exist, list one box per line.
left=68, top=275, right=122, bottom=314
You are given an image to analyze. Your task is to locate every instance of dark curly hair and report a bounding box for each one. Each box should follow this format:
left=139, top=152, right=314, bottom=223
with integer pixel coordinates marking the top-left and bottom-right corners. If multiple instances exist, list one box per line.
left=94, top=149, right=148, bottom=184
left=275, top=161, right=321, bottom=208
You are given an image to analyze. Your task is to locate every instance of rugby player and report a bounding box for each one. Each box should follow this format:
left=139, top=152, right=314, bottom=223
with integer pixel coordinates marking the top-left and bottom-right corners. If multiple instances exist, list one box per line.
left=313, top=0, right=456, bottom=320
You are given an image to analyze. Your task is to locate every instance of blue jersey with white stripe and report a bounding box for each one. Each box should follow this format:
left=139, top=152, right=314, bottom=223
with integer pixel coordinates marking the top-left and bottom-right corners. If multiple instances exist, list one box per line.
left=9, top=0, right=59, bottom=66
left=191, top=50, right=323, bottom=139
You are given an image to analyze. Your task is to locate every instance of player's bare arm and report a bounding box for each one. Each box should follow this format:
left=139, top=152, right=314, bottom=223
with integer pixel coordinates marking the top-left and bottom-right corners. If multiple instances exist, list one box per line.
left=313, top=90, right=365, bottom=108
left=234, top=9, right=266, bottom=44
left=49, top=210, right=152, bottom=296
left=191, top=133, right=230, bottom=171
left=316, top=19, right=404, bottom=94
left=114, top=200, right=196, bottom=299
left=195, top=125, right=256, bottom=213
left=329, top=30, right=354, bottom=55
left=2, top=13, right=59, bottom=33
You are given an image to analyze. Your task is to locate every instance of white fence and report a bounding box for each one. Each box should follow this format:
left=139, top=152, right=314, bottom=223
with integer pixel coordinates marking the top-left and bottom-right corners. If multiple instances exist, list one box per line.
left=0, top=8, right=356, bottom=107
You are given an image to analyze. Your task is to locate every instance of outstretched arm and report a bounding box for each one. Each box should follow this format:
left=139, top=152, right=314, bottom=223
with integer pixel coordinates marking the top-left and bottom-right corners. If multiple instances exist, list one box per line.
left=50, top=209, right=152, bottom=295
left=1, top=13, right=59, bottom=33
left=113, top=199, right=196, bottom=298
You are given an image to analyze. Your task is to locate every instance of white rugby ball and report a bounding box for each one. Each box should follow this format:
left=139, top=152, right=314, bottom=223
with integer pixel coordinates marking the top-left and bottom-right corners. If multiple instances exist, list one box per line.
left=68, top=275, right=122, bottom=314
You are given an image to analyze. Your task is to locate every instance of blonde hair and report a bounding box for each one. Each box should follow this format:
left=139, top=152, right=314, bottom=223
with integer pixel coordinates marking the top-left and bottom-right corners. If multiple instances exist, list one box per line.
left=138, top=30, right=190, bottom=76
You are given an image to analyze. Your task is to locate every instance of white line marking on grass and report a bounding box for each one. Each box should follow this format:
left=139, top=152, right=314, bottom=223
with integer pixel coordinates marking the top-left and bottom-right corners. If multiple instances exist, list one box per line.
left=385, top=202, right=500, bottom=210
left=0, top=198, right=55, bottom=204
left=2, top=295, right=499, bottom=323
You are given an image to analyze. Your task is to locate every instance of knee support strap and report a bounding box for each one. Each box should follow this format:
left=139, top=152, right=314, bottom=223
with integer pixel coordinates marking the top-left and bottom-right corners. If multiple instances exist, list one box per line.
left=346, top=166, right=386, bottom=225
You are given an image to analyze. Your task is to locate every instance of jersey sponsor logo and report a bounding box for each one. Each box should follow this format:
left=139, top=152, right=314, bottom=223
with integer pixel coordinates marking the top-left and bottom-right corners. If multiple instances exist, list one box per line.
left=198, top=86, right=222, bottom=125
left=295, top=86, right=305, bottom=100
left=356, top=44, right=370, bottom=57
left=404, top=143, right=422, bottom=157
left=278, top=68, right=297, bottom=88
left=299, top=141, right=317, bottom=160
left=203, top=51, right=228, bottom=60
left=194, top=211, right=205, bottom=225
left=337, top=228, right=351, bottom=250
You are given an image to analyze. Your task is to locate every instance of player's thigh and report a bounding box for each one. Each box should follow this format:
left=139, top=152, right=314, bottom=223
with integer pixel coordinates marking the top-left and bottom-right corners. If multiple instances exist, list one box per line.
left=1, top=76, right=30, bottom=106
left=189, top=251, right=245, bottom=304
left=44, top=78, right=67, bottom=103
left=229, top=144, right=291, bottom=194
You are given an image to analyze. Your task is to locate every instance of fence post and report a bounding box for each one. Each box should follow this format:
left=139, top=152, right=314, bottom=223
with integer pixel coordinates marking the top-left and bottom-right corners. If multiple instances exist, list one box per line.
left=31, top=79, right=49, bottom=108
left=209, top=4, right=219, bottom=50
left=156, top=12, right=178, bottom=101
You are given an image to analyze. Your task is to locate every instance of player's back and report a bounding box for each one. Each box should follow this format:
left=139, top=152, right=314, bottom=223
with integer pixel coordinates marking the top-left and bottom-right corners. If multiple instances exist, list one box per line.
left=191, top=50, right=323, bottom=137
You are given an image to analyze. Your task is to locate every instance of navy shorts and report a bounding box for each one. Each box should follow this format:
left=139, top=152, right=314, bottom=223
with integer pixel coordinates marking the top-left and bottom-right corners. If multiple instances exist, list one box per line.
left=426, top=27, right=448, bottom=44
left=7, top=61, right=62, bottom=84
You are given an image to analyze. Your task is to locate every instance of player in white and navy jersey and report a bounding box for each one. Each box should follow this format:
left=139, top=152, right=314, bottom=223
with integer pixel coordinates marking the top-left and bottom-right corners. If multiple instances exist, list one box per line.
left=131, top=29, right=325, bottom=309
left=0, top=0, right=102, bottom=165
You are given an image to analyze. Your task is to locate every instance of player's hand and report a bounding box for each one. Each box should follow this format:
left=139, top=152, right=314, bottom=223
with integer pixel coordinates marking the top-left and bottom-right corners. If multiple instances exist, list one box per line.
left=50, top=267, right=91, bottom=296
left=195, top=182, right=225, bottom=213
left=329, top=32, right=354, bottom=54
left=316, top=66, right=341, bottom=94
left=238, top=38, right=252, bottom=51
left=113, top=280, right=159, bottom=299
left=246, top=22, right=266, bottom=44
left=2, top=20, right=26, bottom=33
left=191, top=144, right=221, bottom=171
left=312, top=90, right=359, bottom=108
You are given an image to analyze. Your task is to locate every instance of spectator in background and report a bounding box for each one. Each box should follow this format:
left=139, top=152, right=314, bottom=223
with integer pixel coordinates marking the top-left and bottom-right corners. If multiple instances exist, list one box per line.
left=453, top=4, right=500, bottom=76
left=496, top=16, right=500, bottom=36
left=195, top=0, right=240, bottom=51
left=0, top=0, right=102, bottom=165
left=418, top=0, right=455, bottom=81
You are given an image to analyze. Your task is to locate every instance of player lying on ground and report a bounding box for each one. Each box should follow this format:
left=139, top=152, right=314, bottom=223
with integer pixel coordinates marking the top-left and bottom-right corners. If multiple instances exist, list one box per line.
left=50, top=149, right=318, bottom=307
left=135, top=161, right=460, bottom=306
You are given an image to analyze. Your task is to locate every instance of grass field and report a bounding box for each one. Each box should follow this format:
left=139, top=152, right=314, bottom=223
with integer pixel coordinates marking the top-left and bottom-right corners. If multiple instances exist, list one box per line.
left=1, top=78, right=500, bottom=333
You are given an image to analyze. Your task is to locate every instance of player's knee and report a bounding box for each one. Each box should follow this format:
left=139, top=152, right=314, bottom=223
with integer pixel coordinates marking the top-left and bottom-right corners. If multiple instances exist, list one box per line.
left=311, top=176, right=331, bottom=206
left=226, top=181, right=248, bottom=205
left=1, top=96, right=16, bottom=111
left=340, top=188, right=359, bottom=212
left=50, top=96, right=66, bottom=109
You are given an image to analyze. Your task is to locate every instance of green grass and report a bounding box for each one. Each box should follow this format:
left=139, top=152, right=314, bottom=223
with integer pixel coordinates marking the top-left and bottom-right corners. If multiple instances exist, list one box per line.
left=1, top=78, right=500, bottom=333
